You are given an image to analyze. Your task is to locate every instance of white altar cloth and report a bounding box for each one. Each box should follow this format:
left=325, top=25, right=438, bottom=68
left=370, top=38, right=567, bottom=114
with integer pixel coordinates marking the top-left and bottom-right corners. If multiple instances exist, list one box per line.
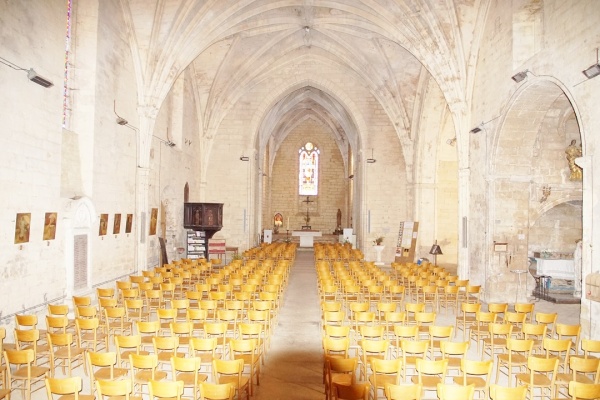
left=535, top=258, right=575, bottom=280
left=292, top=231, right=322, bottom=247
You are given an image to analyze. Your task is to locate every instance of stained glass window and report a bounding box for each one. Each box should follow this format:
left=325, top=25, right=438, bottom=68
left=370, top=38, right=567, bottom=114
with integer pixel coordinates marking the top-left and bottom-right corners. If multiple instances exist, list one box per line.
left=299, top=142, right=319, bottom=195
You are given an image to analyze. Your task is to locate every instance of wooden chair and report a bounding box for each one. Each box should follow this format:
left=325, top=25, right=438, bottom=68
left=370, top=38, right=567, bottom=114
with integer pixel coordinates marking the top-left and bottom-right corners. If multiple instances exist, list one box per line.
left=86, top=351, right=128, bottom=394
left=75, top=318, right=108, bottom=353
left=436, top=383, right=474, bottom=400
left=582, top=339, right=600, bottom=360
left=438, top=341, right=469, bottom=378
left=148, top=379, right=184, bottom=400
left=514, top=303, right=535, bottom=323
left=368, top=358, right=402, bottom=400
left=44, top=376, right=94, bottom=400
left=384, top=383, right=422, bottom=400
left=495, top=338, right=533, bottom=386
left=535, top=312, right=557, bottom=338
left=96, top=377, right=141, bottom=400
left=569, top=381, right=600, bottom=400
left=228, top=339, right=260, bottom=395
left=115, top=335, right=148, bottom=368
left=555, top=356, right=600, bottom=398
left=359, top=339, right=390, bottom=381
left=515, top=356, right=559, bottom=399
left=428, top=325, right=453, bottom=359
left=16, top=314, right=48, bottom=345
left=556, top=323, right=581, bottom=355
left=170, top=356, right=208, bottom=400
left=129, top=354, right=167, bottom=396
left=46, top=332, right=86, bottom=377
left=487, top=303, right=508, bottom=323
left=331, top=382, right=370, bottom=400
left=152, top=336, right=184, bottom=371
left=4, top=349, right=50, bottom=400
left=198, top=382, right=234, bottom=400
left=324, top=357, right=358, bottom=400
left=14, top=329, right=50, bottom=366
left=400, top=340, right=429, bottom=382
left=411, top=358, right=448, bottom=395
left=136, top=320, right=160, bottom=352
left=468, top=312, right=497, bottom=354
left=455, top=303, right=481, bottom=339
left=523, top=323, right=547, bottom=355
left=488, top=384, right=527, bottom=400
left=481, top=323, right=513, bottom=360
left=212, top=359, right=250, bottom=400
left=453, top=358, right=493, bottom=400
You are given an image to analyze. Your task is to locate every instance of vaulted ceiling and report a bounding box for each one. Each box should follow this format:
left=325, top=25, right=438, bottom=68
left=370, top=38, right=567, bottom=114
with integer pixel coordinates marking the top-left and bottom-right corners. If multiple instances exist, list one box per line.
left=122, top=0, right=485, bottom=152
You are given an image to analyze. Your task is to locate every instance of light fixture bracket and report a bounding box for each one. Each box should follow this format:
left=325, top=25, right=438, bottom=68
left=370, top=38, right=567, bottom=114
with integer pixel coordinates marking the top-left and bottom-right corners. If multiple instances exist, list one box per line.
left=511, top=70, right=529, bottom=83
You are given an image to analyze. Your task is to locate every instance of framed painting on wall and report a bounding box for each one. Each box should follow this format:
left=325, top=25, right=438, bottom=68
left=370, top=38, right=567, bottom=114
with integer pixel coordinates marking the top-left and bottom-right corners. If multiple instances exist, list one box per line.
left=99, top=214, right=108, bottom=236
left=113, top=213, right=121, bottom=235
left=43, top=212, right=57, bottom=240
left=149, top=208, right=158, bottom=235
left=15, top=212, right=31, bottom=244
left=125, top=214, right=133, bottom=233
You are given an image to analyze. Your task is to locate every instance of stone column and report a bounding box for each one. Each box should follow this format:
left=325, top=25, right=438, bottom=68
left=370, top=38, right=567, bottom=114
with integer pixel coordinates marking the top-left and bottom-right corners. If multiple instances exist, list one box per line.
left=135, top=105, right=158, bottom=272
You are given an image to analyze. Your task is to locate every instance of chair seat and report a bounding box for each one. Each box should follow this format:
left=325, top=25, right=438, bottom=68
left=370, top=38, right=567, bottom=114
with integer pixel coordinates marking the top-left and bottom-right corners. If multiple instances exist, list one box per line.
left=218, top=375, right=249, bottom=389
left=331, top=374, right=353, bottom=387
left=453, top=376, right=487, bottom=388
left=410, top=375, right=443, bottom=389
left=13, top=365, right=50, bottom=378
left=368, top=374, right=397, bottom=388
left=56, top=395, right=96, bottom=400
left=157, top=352, right=186, bottom=363
left=497, top=354, right=527, bottom=365
left=134, top=370, right=168, bottom=383
left=94, top=367, right=129, bottom=380
left=175, top=371, right=209, bottom=385
left=555, top=373, right=595, bottom=384
left=54, top=347, right=85, bottom=358
left=515, top=373, right=552, bottom=386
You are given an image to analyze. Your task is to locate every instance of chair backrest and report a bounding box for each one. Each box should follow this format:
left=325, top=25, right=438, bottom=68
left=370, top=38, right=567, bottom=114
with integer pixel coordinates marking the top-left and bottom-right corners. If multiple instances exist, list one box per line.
left=148, top=379, right=184, bottom=400
left=569, top=381, right=600, bottom=400
left=96, top=378, right=133, bottom=400
left=199, top=382, right=234, bottom=400
left=332, top=382, right=370, bottom=400
left=460, top=359, right=493, bottom=386
left=437, top=383, right=474, bottom=400
left=45, top=377, right=83, bottom=400
left=583, top=339, right=600, bottom=359
left=440, top=341, right=469, bottom=358
left=415, top=359, right=448, bottom=383
left=489, top=384, right=527, bottom=400
left=384, top=383, right=422, bottom=400
left=212, top=359, right=243, bottom=384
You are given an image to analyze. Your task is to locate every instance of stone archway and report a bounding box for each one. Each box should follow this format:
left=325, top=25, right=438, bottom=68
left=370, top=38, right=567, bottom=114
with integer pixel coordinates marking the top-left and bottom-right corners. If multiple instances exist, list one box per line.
left=486, top=79, right=583, bottom=302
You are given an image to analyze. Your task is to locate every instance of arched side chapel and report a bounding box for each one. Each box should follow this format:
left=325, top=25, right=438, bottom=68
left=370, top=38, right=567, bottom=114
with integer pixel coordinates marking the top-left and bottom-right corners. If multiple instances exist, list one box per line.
left=1, top=1, right=600, bottom=338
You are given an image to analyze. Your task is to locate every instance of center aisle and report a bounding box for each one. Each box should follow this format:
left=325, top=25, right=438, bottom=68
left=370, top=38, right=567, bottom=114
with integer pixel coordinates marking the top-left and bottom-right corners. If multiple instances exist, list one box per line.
left=255, top=248, right=324, bottom=399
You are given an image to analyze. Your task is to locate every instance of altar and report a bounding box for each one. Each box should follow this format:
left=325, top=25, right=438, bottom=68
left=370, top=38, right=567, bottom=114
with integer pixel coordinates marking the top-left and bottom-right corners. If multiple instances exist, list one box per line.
left=536, top=258, right=575, bottom=280
left=292, top=230, right=322, bottom=247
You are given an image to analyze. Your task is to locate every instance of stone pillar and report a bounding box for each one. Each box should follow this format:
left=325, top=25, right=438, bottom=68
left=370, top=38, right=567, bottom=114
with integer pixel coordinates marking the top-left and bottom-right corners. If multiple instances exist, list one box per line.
left=576, top=155, right=593, bottom=337
left=135, top=105, right=158, bottom=272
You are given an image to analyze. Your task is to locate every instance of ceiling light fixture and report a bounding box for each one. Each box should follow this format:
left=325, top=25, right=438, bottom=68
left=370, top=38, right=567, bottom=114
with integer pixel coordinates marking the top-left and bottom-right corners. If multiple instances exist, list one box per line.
left=0, top=56, right=53, bottom=88
left=240, top=156, right=249, bottom=161
left=366, top=148, right=376, bottom=163
left=469, top=124, right=483, bottom=134
left=511, top=69, right=529, bottom=83
left=583, top=48, right=600, bottom=79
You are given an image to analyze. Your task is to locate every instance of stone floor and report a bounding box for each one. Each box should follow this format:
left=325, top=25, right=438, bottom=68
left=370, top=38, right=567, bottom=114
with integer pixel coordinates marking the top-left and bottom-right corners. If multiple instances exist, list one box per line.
left=23, top=248, right=582, bottom=400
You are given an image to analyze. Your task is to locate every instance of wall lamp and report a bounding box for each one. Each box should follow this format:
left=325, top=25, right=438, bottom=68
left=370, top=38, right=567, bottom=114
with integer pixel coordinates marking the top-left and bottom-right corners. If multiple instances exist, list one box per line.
left=0, top=56, right=53, bottom=88
left=240, top=156, right=250, bottom=161
left=446, top=137, right=457, bottom=146
left=470, top=123, right=483, bottom=134
left=511, top=69, right=529, bottom=83
left=366, top=148, right=376, bottom=163
left=583, top=48, right=600, bottom=79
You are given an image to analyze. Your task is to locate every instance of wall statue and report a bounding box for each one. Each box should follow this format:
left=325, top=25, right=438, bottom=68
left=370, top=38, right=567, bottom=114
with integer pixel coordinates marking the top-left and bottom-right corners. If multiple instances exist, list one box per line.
left=565, top=139, right=583, bottom=181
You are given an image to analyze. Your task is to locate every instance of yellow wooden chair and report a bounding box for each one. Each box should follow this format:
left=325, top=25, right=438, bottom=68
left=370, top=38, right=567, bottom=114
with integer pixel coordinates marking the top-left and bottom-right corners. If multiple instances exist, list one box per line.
left=515, top=356, right=559, bottom=399
left=170, top=356, right=207, bottom=400
left=384, top=383, right=422, bottom=400
left=4, top=349, right=50, bottom=400
left=489, top=384, right=527, bottom=400
left=148, top=379, right=184, bottom=400
left=569, top=381, right=600, bottom=400
left=436, top=383, right=474, bottom=400
left=212, top=359, right=250, bottom=400
left=198, top=382, right=234, bottom=400
left=96, top=377, right=141, bottom=400
left=453, top=358, right=493, bottom=400
left=46, top=332, right=86, bottom=377
left=324, top=357, right=358, bottom=400
left=45, top=376, right=94, bottom=400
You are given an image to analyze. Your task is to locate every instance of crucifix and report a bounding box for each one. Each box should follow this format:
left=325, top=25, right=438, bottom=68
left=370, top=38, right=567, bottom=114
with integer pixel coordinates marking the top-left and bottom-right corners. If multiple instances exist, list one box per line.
left=302, top=196, right=313, bottom=230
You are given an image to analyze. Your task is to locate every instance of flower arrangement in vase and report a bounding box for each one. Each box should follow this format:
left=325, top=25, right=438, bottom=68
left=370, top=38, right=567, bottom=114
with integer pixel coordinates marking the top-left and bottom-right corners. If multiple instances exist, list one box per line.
left=373, top=236, right=384, bottom=246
